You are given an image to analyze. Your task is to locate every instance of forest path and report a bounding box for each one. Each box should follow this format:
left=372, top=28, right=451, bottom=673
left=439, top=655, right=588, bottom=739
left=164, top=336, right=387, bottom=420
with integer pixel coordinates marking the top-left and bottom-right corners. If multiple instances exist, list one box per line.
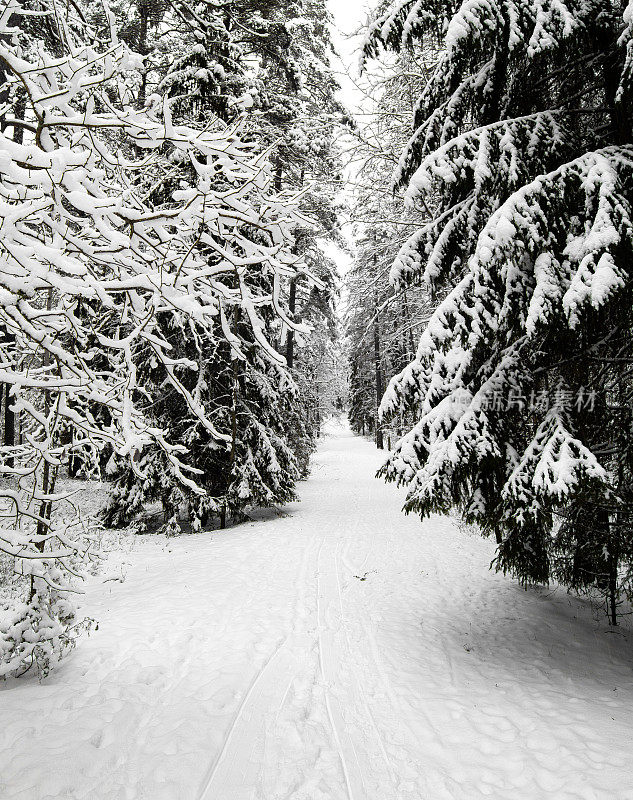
left=198, top=421, right=401, bottom=800
left=2, top=419, right=633, bottom=799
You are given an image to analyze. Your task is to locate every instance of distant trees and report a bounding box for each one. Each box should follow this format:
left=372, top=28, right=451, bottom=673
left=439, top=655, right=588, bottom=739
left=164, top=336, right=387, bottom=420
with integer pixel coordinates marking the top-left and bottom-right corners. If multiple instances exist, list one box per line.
left=362, top=0, right=633, bottom=621
left=344, top=51, right=430, bottom=449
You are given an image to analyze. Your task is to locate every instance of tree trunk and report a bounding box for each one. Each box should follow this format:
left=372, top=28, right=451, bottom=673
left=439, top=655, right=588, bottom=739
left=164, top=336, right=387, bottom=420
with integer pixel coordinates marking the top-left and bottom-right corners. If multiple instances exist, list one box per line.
left=2, top=90, right=25, bottom=467
left=274, top=162, right=283, bottom=192
left=373, top=262, right=384, bottom=449
left=607, top=530, right=619, bottom=626
left=222, top=324, right=239, bottom=530
left=5, top=383, right=14, bottom=468
left=402, top=289, right=416, bottom=361
left=286, top=277, right=297, bottom=368
left=30, top=288, right=57, bottom=600
left=136, top=0, right=151, bottom=108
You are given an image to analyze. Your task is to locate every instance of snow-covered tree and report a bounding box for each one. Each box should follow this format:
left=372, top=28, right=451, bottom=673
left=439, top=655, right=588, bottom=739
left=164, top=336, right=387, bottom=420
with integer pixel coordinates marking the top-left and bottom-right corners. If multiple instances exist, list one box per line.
left=101, top=278, right=309, bottom=533
left=344, top=48, right=430, bottom=448
left=346, top=224, right=428, bottom=447
left=367, top=0, right=633, bottom=620
left=100, top=0, right=343, bottom=532
left=235, top=0, right=346, bottom=445
left=0, top=0, right=310, bottom=675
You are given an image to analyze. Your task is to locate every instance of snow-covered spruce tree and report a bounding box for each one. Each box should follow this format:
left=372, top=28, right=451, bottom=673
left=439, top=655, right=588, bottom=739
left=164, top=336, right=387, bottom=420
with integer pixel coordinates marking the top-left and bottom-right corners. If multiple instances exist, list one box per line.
left=232, top=0, right=346, bottom=458
left=0, top=0, right=308, bottom=676
left=366, top=1, right=633, bottom=620
left=346, top=225, right=423, bottom=447
left=226, top=0, right=346, bottom=386
left=101, top=0, right=344, bottom=530
left=281, top=227, right=344, bottom=473
left=102, top=270, right=308, bottom=533
left=142, top=0, right=346, bottom=254
left=98, top=0, right=333, bottom=531
left=147, top=0, right=250, bottom=122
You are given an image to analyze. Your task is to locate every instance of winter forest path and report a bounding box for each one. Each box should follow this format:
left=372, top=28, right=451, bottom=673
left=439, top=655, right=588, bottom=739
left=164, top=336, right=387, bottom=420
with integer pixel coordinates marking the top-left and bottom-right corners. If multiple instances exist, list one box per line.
left=2, top=419, right=633, bottom=800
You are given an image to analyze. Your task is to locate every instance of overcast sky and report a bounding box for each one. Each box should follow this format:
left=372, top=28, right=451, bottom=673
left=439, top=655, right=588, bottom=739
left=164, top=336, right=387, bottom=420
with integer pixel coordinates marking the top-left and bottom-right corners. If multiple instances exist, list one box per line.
left=328, top=0, right=371, bottom=38
left=320, top=1, right=378, bottom=277
left=327, top=0, right=375, bottom=111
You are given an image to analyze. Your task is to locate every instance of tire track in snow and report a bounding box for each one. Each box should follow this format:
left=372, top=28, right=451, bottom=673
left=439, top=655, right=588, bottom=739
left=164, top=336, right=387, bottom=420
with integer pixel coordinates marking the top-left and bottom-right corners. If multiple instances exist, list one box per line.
left=317, top=539, right=397, bottom=800
left=197, top=536, right=319, bottom=800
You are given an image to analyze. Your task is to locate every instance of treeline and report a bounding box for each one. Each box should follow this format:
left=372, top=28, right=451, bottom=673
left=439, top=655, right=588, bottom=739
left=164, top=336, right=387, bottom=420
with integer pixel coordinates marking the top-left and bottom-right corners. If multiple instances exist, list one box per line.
left=348, top=0, right=633, bottom=623
left=345, top=51, right=430, bottom=449
left=0, top=0, right=344, bottom=676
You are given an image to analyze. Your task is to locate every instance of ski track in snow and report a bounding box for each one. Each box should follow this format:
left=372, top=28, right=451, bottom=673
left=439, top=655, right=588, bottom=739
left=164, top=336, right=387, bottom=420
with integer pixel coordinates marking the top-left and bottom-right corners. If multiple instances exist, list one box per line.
left=198, top=537, right=320, bottom=800
left=316, top=539, right=396, bottom=800
left=197, top=635, right=298, bottom=800
left=2, top=418, right=633, bottom=799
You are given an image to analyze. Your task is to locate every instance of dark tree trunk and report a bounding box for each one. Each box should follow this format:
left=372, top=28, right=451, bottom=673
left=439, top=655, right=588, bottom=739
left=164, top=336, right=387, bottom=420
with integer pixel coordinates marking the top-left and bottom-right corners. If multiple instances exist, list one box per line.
left=274, top=162, right=283, bottom=192
left=374, top=318, right=384, bottom=450
left=373, top=255, right=384, bottom=450
left=4, top=382, right=14, bottom=468
left=402, top=289, right=416, bottom=361
left=607, top=531, right=619, bottom=626
left=136, top=0, right=151, bottom=108
left=286, top=277, right=297, bottom=368
left=2, top=90, right=25, bottom=467
left=30, top=288, right=57, bottom=601
left=222, top=325, right=239, bottom=530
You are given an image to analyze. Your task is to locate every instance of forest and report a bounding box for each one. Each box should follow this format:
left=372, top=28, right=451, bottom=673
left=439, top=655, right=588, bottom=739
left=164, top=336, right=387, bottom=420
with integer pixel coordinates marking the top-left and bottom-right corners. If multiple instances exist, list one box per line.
left=1, top=1, right=633, bottom=798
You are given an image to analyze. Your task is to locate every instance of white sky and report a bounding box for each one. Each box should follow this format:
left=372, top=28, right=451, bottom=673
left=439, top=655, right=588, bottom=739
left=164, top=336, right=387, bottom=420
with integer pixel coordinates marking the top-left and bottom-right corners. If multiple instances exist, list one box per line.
left=323, top=1, right=379, bottom=283
left=327, top=0, right=375, bottom=112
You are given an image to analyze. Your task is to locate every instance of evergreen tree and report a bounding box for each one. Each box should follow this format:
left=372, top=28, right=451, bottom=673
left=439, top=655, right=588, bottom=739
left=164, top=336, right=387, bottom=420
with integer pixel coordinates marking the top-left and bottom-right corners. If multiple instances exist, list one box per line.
left=366, top=0, right=633, bottom=620
left=100, top=0, right=345, bottom=532
left=102, top=283, right=306, bottom=533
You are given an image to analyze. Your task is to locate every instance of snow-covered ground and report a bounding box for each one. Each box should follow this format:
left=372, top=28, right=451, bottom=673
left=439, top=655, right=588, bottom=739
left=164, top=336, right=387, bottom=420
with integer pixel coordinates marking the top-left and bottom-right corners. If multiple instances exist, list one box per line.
left=2, top=419, right=632, bottom=800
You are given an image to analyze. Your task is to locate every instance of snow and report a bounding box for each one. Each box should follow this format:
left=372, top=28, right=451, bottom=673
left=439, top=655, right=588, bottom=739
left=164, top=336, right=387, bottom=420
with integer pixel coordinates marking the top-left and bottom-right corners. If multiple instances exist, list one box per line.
left=1, top=419, right=633, bottom=799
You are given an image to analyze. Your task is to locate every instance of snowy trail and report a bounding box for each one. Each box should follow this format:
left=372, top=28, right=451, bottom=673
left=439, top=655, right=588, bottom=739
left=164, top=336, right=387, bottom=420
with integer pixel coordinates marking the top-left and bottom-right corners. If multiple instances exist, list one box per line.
left=2, top=419, right=633, bottom=800
left=316, top=540, right=396, bottom=800
left=198, top=536, right=321, bottom=800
